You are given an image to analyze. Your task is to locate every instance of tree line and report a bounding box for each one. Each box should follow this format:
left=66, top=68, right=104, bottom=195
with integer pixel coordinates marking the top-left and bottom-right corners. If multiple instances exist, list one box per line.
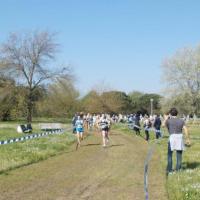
left=0, top=74, right=162, bottom=121
left=0, top=30, right=199, bottom=122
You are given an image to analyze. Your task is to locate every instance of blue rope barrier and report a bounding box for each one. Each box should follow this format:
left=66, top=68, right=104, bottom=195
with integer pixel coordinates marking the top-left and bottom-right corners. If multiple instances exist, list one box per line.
left=144, top=140, right=158, bottom=200
left=144, top=134, right=164, bottom=200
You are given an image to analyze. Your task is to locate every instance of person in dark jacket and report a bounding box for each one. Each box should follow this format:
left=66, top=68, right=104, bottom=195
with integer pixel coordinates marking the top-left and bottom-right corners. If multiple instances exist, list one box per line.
left=133, top=111, right=141, bottom=135
left=153, top=114, right=162, bottom=139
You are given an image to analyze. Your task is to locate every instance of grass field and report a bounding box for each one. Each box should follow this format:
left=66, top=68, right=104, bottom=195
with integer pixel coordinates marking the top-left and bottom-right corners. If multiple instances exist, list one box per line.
left=0, top=122, right=76, bottom=174
left=158, top=125, right=200, bottom=200
left=0, top=123, right=167, bottom=200
left=112, top=123, right=200, bottom=200
left=0, top=121, right=200, bottom=199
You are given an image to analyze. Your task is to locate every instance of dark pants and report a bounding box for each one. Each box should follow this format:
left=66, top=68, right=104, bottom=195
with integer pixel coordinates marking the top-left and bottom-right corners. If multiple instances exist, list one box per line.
left=134, top=127, right=140, bottom=135
left=145, top=130, right=149, bottom=141
left=155, top=129, right=161, bottom=139
left=167, top=142, right=183, bottom=173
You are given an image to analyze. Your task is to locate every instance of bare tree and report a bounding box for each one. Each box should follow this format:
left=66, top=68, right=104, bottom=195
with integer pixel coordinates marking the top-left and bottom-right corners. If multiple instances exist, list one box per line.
left=0, top=31, right=69, bottom=122
left=161, top=46, right=200, bottom=115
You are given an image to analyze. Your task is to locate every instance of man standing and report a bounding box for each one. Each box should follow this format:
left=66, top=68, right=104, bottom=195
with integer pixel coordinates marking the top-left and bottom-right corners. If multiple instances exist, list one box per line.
left=164, top=108, right=190, bottom=175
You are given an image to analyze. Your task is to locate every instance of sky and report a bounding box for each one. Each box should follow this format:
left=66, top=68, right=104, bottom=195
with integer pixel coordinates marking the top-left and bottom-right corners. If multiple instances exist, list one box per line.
left=1, top=0, right=200, bottom=95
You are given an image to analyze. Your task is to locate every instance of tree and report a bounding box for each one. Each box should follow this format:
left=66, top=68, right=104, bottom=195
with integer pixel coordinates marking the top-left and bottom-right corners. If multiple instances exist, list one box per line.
left=81, top=90, right=103, bottom=113
left=162, top=46, right=200, bottom=115
left=128, top=91, right=162, bottom=114
left=0, top=75, right=16, bottom=120
left=160, top=94, right=193, bottom=115
left=128, top=91, right=144, bottom=113
left=138, top=93, right=162, bottom=115
left=37, top=77, right=79, bottom=118
left=0, top=31, right=70, bottom=122
left=81, top=90, right=131, bottom=114
left=101, top=91, right=131, bottom=114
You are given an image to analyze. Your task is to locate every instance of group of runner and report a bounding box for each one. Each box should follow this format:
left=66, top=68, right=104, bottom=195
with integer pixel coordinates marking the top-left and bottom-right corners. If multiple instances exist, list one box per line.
left=72, top=111, right=164, bottom=147
left=127, top=113, right=162, bottom=141
left=71, top=111, right=164, bottom=149
left=72, top=113, right=112, bottom=148
left=72, top=109, right=191, bottom=176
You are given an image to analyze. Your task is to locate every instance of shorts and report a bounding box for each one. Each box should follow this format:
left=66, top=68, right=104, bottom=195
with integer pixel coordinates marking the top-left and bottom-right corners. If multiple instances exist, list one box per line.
left=133, top=127, right=140, bottom=131
left=76, top=128, right=83, bottom=133
left=101, top=127, right=109, bottom=131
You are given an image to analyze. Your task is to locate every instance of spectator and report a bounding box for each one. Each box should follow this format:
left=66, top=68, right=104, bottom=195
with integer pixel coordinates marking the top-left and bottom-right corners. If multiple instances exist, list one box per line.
left=164, top=108, right=190, bottom=175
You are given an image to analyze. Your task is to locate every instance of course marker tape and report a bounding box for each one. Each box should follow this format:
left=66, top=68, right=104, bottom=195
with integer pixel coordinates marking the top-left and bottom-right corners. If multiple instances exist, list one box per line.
left=144, top=133, right=164, bottom=200
left=0, top=129, right=64, bottom=145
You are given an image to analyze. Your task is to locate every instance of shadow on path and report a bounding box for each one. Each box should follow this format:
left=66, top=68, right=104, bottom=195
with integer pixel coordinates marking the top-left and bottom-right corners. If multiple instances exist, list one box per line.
left=106, top=144, right=125, bottom=148
left=82, top=143, right=101, bottom=147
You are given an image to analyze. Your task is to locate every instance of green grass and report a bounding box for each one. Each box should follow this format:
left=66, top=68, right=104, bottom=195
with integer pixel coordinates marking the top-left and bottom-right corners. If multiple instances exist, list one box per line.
left=112, top=123, right=132, bottom=134
left=159, top=126, right=200, bottom=200
left=0, top=122, right=71, bottom=141
left=3, top=117, right=72, bottom=123
left=112, top=122, right=157, bottom=140
left=1, top=122, right=200, bottom=199
left=114, top=123, right=200, bottom=200
left=0, top=122, right=76, bottom=174
left=0, top=128, right=25, bottom=141
left=0, top=122, right=42, bottom=141
left=31, top=117, right=72, bottom=123
left=137, top=124, right=200, bottom=200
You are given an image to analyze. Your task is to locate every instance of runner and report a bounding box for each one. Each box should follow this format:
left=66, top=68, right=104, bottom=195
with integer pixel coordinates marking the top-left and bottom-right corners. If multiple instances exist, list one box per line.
left=72, top=113, right=78, bottom=134
left=153, top=114, right=162, bottom=139
left=83, top=114, right=87, bottom=130
left=99, top=114, right=110, bottom=147
left=92, top=114, right=97, bottom=130
left=95, top=114, right=101, bottom=131
left=143, top=115, right=152, bottom=141
left=86, top=113, right=91, bottom=130
left=88, top=114, right=93, bottom=131
left=133, top=112, right=141, bottom=135
left=75, top=115, right=84, bottom=149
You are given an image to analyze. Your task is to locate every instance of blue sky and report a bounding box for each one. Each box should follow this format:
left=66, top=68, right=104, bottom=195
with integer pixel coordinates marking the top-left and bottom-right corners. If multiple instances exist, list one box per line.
left=1, top=0, right=200, bottom=95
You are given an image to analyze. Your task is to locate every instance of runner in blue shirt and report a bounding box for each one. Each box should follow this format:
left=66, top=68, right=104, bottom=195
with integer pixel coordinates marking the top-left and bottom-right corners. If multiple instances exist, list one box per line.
left=75, top=115, right=84, bottom=149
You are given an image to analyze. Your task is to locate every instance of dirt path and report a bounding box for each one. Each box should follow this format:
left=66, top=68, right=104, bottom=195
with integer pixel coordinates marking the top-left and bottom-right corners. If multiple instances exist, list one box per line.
left=0, top=131, right=167, bottom=200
